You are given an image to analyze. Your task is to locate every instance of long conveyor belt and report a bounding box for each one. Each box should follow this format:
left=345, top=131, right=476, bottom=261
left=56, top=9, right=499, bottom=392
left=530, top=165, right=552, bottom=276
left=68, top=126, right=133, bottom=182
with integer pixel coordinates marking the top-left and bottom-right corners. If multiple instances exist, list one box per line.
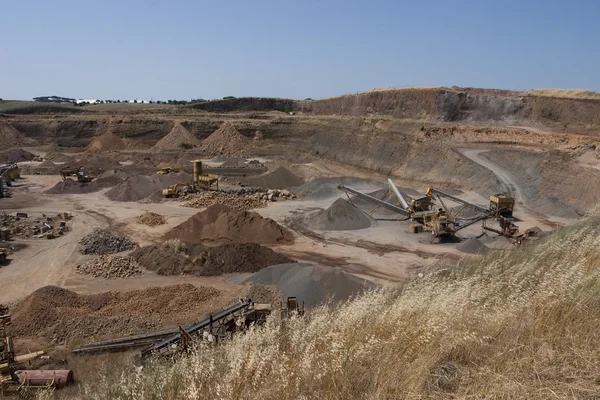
left=429, top=188, right=488, bottom=213
left=337, top=185, right=410, bottom=216
left=72, top=327, right=180, bottom=354
left=140, top=299, right=253, bottom=357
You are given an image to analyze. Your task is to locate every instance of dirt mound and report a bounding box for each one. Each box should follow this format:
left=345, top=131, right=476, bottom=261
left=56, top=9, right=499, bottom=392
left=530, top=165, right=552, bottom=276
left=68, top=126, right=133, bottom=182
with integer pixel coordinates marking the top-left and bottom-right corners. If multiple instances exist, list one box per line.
left=0, top=122, right=24, bottom=148
left=203, top=122, right=249, bottom=155
left=44, top=152, right=75, bottom=163
left=244, top=263, right=377, bottom=307
left=220, top=159, right=247, bottom=168
left=164, top=204, right=293, bottom=245
left=35, top=159, right=57, bottom=168
left=307, top=198, right=374, bottom=231
left=85, top=131, right=125, bottom=152
left=79, top=229, right=137, bottom=255
left=136, top=212, right=166, bottom=226
left=10, top=284, right=223, bottom=344
left=0, top=148, right=35, bottom=163
left=246, top=166, right=304, bottom=189
left=96, top=168, right=131, bottom=180
left=457, top=238, right=490, bottom=255
left=105, top=174, right=184, bottom=202
left=45, top=178, right=101, bottom=194
left=131, top=241, right=294, bottom=276
left=153, top=123, right=201, bottom=150
left=76, top=255, right=142, bottom=279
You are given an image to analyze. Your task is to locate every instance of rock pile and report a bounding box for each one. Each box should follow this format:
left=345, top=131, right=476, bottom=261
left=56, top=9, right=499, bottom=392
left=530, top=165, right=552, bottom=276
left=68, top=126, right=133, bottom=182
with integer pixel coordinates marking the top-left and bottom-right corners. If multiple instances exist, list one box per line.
left=0, top=122, right=24, bottom=148
left=0, top=212, right=69, bottom=239
left=85, top=131, right=126, bottom=152
left=76, top=255, right=143, bottom=278
left=79, top=229, right=137, bottom=255
left=153, top=123, right=201, bottom=150
left=136, top=211, right=166, bottom=226
left=203, top=122, right=249, bottom=155
left=306, top=198, right=375, bottom=231
left=164, top=204, right=294, bottom=245
left=0, top=148, right=35, bottom=164
left=182, top=192, right=267, bottom=211
left=131, top=241, right=294, bottom=276
left=246, top=166, right=304, bottom=189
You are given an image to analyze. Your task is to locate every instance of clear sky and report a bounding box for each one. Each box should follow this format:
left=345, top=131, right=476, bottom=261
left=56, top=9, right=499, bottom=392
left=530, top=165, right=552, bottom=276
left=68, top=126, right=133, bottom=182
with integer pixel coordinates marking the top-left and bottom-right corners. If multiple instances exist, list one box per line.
left=1, top=0, right=599, bottom=101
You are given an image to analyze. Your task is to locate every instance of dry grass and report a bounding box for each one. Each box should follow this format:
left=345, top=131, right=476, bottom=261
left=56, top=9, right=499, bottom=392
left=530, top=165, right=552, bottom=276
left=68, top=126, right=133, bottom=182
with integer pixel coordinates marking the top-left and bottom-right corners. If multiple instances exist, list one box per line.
left=50, top=207, right=600, bottom=399
left=526, top=88, right=600, bottom=100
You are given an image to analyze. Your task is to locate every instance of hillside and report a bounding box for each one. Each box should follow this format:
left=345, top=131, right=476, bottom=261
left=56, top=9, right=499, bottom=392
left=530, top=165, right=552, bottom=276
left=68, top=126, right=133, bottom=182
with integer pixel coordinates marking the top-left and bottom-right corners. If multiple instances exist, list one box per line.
left=69, top=206, right=600, bottom=399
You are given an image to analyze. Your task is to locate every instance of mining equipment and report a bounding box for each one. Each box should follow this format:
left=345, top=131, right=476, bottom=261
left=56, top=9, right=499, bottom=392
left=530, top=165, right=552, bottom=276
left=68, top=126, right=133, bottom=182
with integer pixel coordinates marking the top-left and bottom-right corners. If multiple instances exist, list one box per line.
left=162, top=160, right=219, bottom=198
left=0, top=250, right=7, bottom=264
left=162, top=183, right=194, bottom=198
left=72, top=297, right=303, bottom=357
left=157, top=167, right=172, bottom=175
left=0, top=305, right=73, bottom=394
left=338, top=179, right=515, bottom=242
left=59, top=166, right=93, bottom=183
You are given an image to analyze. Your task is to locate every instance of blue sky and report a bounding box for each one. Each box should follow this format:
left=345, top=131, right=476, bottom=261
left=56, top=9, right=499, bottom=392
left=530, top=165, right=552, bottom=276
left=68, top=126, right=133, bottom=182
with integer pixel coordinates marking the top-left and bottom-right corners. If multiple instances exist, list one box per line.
left=1, top=0, right=599, bottom=100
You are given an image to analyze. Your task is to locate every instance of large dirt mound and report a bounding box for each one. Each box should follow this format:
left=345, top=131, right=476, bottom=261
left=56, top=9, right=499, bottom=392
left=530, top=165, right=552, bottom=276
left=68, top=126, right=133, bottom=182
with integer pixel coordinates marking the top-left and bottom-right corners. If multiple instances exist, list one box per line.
left=153, top=123, right=201, bottom=150
left=44, top=152, right=75, bottom=163
left=203, top=122, right=249, bottom=155
left=164, top=204, right=294, bottom=245
left=307, top=198, right=374, bottom=231
left=45, top=178, right=101, bottom=194
left=0, top=122, right=24, bottom=148
left=244, top=263, right=377, bottom=307
left=85, top=131, right=125, bottom=152
left=0, top=148, right=35, bottom=163
left=247, top=166, right=304, bottom=189
left=105, top=174, right=185, bottom=202
left=36, top=159, right=57, bottom=169
left=79, top=229, right=137, bottom=255
left=10, top=284, right=223, bottom=344
left=131, top=241, right=294, bottom=276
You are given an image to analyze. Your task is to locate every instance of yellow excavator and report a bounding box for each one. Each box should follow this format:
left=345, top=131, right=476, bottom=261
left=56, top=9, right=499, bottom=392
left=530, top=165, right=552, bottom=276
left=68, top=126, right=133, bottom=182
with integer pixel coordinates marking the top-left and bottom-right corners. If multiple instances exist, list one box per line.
left=162, top=160, right=218, bottom=198
left=162, top=183, right=193, bottom=198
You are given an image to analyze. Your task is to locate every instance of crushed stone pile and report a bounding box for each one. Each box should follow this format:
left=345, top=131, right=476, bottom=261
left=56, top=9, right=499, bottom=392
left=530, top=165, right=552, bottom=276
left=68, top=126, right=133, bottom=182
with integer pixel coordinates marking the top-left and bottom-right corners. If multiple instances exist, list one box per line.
left=10, top=284, right=225, bottom=344
left=0, top=212, right=69, bottom=239
left=45, top=178, right=101, bottom=194
left=307, top=198, right=375, bottom=231
left=164, top=204, right=294, bottom=245
left=76, top=255, right=143, bottom=279
left=181, top=191, right=267, bottom=211
left=136, top=211, right=166, bottom=226
left=0, top=122, right=24, bottom=148
left=131, top=241, right=294, bottom=276
left=244, top=263, right=377, bottom=308
left=153, top=123, right=201, bottom=150
left=219, top=159, right=247, bottom=168
left=79, top=229, right=137, bottom=255
left=44, top=152, right=75, bottom=163
left=105, top=174, right=186, bottom=202
left=85, top=131, right=126, bottom=152
left=0, top=148, right=35, bottom=163
left=457, top=238, right=490, bottom=255
left=203, top=122, right=249, bottom=155
left=246, top=166, right=304, bottom=189
left=96, top=168, right=131, bottom=181
left=35, top=159, right=57, bottom=169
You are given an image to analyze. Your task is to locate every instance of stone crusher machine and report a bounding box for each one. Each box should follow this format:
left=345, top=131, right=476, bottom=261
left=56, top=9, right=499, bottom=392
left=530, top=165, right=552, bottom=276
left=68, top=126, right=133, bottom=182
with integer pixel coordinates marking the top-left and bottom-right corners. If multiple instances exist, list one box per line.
left=0, top=305, right=74, bottom=395
left=72, top=298, right=303, bottom=357
left=162, top=160, right=219, bottom=198
left=338, top=179, right=515, bottom=242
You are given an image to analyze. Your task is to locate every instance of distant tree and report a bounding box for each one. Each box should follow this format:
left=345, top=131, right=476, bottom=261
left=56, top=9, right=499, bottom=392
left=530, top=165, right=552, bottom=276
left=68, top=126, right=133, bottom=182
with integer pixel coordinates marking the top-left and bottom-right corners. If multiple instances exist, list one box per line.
left=304, top=98, right=313, bottom=101
left=168, top=100, right=172, bottom=104
left=223, top=96, right=236, bottom=100
left=283, top=103, right=293, bottom=113
left=133, top=100, right=138, bottom=103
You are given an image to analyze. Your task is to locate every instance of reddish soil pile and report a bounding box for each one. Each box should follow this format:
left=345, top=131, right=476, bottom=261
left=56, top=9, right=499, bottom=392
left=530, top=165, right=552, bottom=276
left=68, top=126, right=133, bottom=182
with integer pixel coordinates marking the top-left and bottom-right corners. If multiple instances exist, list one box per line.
left=0, top=148, right=35, bottom=163
left=131, top=241, right=294, bottom=276
left=247, top=166, right=304, bottom=189
left=203, top=122, right=249, bottom=155
left=164, top=204, right=294, bottom=245
left=0, top=122, right=24, bottom=148
left=85, top=131, right=126, bottom=152
left=10, top=284, right=223, bottom=344
left=153, top=123, right=201, bottom=150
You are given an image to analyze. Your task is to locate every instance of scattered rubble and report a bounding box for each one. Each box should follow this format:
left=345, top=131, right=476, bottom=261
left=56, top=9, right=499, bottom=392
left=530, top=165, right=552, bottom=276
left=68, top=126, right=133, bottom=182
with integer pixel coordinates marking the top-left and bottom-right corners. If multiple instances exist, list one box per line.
left=79, top=229, right=137, bottom=255
left=76, top=255, right=143, bottom=278
left=0, top=212, right=70, bottom=239
left=136, top=212, right=167, bottom=226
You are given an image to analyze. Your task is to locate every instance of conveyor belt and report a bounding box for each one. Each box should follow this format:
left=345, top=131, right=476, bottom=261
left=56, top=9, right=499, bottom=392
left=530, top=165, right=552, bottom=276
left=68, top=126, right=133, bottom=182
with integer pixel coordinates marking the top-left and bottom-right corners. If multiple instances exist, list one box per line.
left=429, top=188, right=488, bottom=213
left=337, top=185, right=410, bottom=216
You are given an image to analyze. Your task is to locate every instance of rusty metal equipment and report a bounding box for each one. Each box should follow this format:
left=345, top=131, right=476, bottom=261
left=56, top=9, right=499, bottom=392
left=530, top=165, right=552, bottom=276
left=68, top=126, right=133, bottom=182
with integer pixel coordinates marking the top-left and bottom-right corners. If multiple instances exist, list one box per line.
left=489, top=193, right=515, bottom=217
left=193, top=160, right=219, bottom=191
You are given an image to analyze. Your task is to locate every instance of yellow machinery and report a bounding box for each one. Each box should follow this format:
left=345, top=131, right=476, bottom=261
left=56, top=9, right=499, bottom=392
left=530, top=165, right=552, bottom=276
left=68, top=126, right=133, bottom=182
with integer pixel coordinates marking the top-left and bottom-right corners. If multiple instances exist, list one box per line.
left=157, top=167, right=172, bottom=175
left=193, top=160, right=218, bottom=191
left=162, top=183, right=193, bottom=198
left=489, top=193, right=515, bottom=217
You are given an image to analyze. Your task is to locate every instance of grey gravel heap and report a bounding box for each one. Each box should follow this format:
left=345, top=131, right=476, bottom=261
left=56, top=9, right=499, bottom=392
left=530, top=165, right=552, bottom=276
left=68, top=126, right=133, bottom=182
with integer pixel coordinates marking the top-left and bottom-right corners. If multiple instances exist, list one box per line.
left=79, top=229, right=137, bottom=255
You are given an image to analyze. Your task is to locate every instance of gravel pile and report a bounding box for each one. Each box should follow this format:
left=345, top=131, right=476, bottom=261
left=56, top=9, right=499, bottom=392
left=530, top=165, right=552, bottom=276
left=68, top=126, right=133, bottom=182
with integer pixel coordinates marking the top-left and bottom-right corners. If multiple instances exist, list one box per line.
left=182, top=192, right=267, bottom=211
left=246, top=167, right=304, bottom=189
left=457, top=238, right=490, bottom=255
left=307, top=198, right=375, bottom=231
left=79, top=229, right=137, bottom=255
left=153, top=123, right=201, bottom=150
left=203, top=122, right=249, bottom=155
left=76, top=255, right=143, bottom=278
left=0, top=123, right=24, bottom=148
left=85, top=131, right=126, bottom=152
left=0, top=148, right=34, bottom=163
left=136, top=212, right=166, bottom=226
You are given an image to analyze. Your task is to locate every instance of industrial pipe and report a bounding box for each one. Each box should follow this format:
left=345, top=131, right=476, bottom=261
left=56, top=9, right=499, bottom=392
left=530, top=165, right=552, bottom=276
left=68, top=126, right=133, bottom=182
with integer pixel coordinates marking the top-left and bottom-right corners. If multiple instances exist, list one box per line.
left=15, top=370, right=74, bottom=389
